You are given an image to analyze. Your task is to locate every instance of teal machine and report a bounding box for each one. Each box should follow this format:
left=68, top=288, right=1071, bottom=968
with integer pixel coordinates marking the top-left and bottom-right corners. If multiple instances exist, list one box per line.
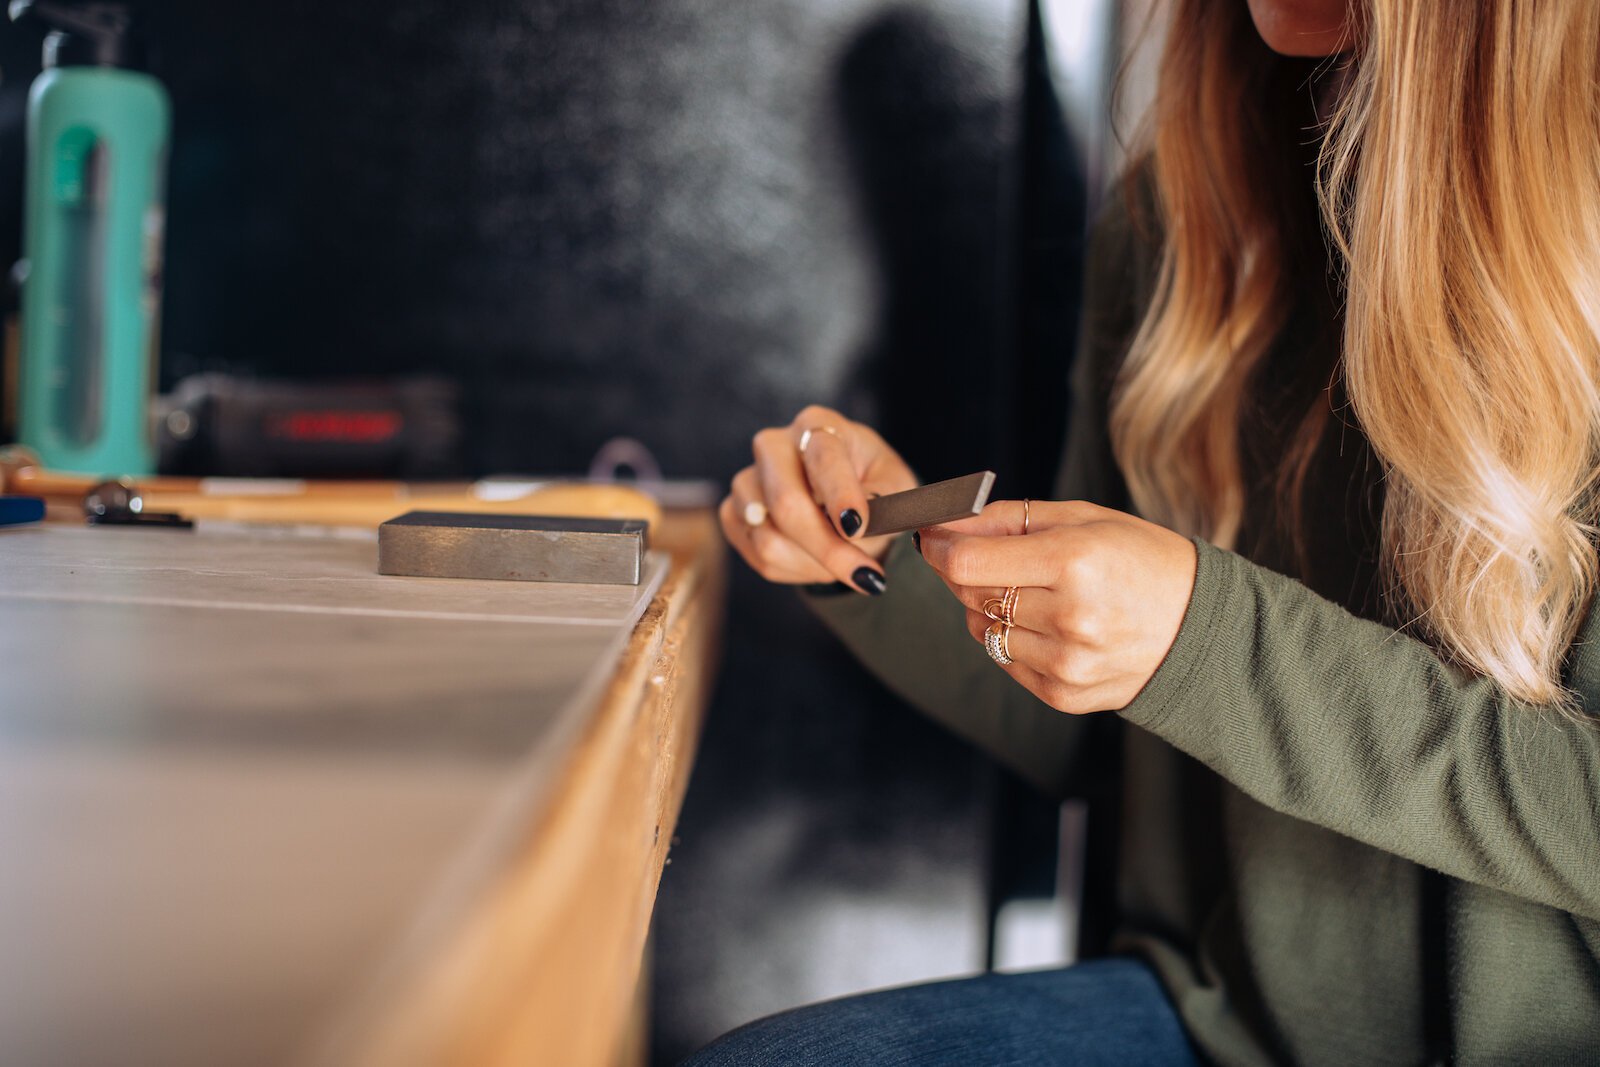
left=11, top=0, right=169, bottom=475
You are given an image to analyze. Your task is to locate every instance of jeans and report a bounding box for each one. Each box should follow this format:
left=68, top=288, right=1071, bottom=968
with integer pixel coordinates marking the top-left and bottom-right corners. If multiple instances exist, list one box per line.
left=681, top=956, right=1202, bottom=1066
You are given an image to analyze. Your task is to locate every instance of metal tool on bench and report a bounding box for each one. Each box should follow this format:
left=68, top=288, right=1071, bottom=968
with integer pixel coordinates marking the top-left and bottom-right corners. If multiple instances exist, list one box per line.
left=82, top=478, right=191, bottom=528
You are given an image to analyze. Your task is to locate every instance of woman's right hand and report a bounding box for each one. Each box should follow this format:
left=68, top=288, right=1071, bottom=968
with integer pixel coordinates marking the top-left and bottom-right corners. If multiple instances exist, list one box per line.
left=719, top=405, right=918, bottom=595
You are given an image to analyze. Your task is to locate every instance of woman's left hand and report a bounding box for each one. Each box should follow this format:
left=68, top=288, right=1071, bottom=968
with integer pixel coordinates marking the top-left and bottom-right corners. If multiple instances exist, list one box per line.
left=918, top=500, right=1198, bottom=715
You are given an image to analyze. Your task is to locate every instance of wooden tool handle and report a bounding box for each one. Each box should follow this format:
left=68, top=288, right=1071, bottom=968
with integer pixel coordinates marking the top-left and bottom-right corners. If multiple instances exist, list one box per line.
left=145, top=485, right=662, bottom=529
left=0, top=446, right=663, bottom=529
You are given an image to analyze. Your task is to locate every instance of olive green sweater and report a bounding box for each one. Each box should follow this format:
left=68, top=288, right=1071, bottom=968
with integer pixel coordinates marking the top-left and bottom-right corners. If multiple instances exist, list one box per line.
left=804, top=202, right=1600, bottom=1064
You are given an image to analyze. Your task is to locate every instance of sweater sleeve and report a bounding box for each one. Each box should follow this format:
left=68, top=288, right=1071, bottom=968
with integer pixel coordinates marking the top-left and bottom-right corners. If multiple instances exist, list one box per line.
left=804, top=533, right=1091, bottom=795
left=799, top=193, right=1154, bottom=796
left=1123, top=539, right=1600, bottom=920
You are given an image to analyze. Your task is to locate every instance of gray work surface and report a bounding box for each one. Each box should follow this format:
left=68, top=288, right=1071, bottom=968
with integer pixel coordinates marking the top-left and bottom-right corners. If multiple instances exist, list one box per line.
left=0, top=524, right=668, bottom=1067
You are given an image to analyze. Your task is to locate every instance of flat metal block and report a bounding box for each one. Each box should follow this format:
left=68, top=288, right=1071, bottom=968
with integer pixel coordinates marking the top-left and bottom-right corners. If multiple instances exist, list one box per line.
left=378, top=511, right=648, bottom=585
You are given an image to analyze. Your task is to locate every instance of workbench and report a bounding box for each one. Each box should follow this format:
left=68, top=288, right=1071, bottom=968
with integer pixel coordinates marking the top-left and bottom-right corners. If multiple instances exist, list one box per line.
left=0, top=509, right=725, bottom=1066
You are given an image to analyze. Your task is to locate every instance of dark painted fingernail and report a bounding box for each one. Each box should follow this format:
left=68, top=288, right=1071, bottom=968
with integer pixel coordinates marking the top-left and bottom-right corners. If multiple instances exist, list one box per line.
left=912, top=531, right=921, bottom=555
left=839, top=508, right=863, bottom=537
left=852, top=566, right=887, bottom=596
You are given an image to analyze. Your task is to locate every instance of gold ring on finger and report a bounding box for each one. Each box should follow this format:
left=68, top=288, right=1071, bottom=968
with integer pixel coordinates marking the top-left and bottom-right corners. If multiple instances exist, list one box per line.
left=982, top=597, right=1007, bottom=622
left=1002, top=586, right=1020, bottom=626
left=984, top=620, right=1013, bottom=666
left=798, top=425, right=841, bottom=455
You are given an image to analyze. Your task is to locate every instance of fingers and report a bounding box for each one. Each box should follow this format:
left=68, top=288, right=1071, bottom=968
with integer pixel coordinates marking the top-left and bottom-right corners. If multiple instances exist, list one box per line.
left=849, top=421, right=920, bottom=500
left=941, top=580, right=1052, bottom=633
left=961, top=609, right=1106, bottom=715
left=751, top=428, right=887, bottom=593
left=729, top=467, right=768, bottom=528
left=719, top=485, right=833, bottom=585
left=794, top=423, right=870, bottom=539
left=723, top=405, right=912, bottom=591
left=919, top=526, right=1065, bottom=589
left=960, top=609, right=1074, bottom=711
left=959, top=608, right=1053, bottom=672
left=748, top=519, right=837, bottom=584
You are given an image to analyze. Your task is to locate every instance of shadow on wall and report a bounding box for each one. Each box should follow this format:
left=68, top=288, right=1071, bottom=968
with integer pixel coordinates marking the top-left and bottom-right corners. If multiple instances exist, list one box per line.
left=650, top=2, right=1040, bottom=1060
left=837, top=3, right=1019, bottom=484
left=0, top=0, right=899, bottom=477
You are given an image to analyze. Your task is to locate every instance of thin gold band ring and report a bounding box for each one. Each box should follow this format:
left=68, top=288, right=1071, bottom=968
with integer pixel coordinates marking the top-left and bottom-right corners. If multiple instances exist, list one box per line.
left=798, top=426, right=841, bottom=455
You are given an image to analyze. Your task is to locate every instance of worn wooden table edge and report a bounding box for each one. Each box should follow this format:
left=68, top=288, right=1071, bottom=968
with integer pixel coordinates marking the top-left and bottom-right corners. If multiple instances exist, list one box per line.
left=324, top=510, right=727, bottom=1067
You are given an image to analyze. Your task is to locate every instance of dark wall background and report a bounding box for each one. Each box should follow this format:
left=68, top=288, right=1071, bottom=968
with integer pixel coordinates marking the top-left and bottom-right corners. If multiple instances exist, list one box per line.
left=2, top=0, right=1069, bottom=482
left=3, top=0, right=1037, bottom=478
left=0, top=1, right=1088, bottom=1057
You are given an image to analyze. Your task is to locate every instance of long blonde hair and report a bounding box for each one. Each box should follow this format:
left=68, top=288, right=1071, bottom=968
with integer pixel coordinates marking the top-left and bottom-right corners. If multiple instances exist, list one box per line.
left=1111, top=0, right=1600, bottom=706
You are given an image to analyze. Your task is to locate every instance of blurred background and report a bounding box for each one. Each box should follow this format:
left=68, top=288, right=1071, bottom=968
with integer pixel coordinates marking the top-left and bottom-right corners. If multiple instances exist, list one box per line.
left=0, top=0, right=1148, bottom=1059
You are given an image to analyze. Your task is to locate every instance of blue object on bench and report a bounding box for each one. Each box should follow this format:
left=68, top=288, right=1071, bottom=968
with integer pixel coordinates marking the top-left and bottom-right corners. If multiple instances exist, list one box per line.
left=0, top=496, right=46, bottom=526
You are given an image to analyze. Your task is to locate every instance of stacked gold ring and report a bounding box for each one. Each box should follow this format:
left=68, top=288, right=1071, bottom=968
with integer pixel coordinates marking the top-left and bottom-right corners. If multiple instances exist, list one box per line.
left=983, top=500, right=1031, bottom=666
left=984, top=620, right=1013, bottom=665
left=983, top=586, right=1020, bottom=625
left=984, top=585, right=1021, bottom=665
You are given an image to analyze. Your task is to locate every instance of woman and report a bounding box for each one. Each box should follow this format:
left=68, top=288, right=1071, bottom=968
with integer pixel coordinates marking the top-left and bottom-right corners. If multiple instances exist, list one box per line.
left=699, top=0, right=1600, bottom=1063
